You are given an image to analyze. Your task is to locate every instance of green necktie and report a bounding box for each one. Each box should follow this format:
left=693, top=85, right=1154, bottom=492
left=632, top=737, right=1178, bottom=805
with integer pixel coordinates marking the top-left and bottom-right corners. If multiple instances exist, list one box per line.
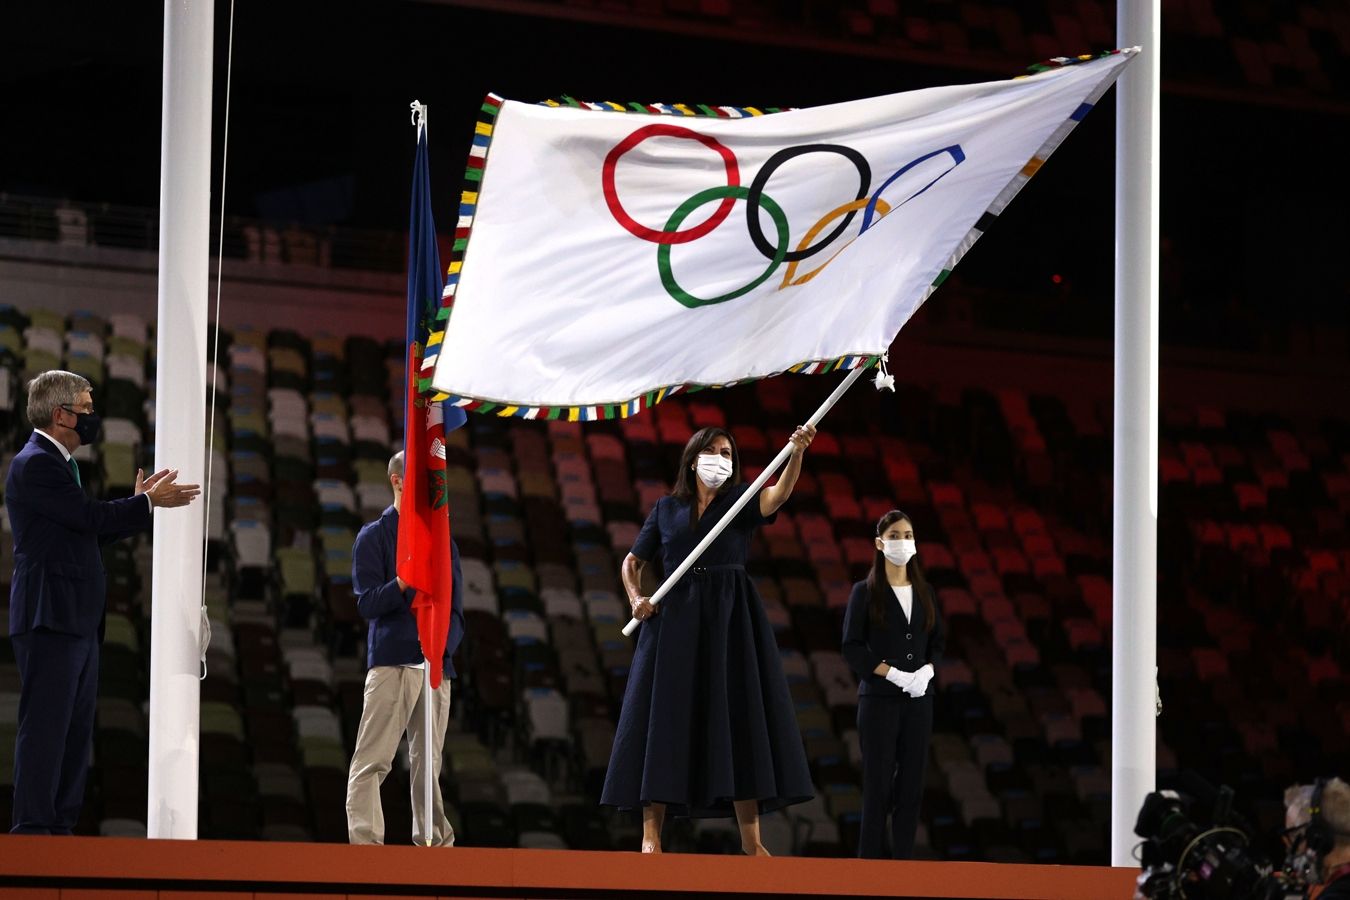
left=69, top=457, right=82, bottom=487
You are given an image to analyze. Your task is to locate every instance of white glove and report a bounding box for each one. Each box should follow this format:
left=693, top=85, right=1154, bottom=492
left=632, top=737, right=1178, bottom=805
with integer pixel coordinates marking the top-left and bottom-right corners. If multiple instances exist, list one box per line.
left=905, top=663, right=934, bottom=698
left=884, top=666, right=915, bottom=690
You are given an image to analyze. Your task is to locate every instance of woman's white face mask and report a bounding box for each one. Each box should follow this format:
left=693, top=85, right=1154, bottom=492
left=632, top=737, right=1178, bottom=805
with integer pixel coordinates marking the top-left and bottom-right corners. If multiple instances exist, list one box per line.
left=880, top=539, right=917, bottom=567
left=695, top=454, right=734, bottom=489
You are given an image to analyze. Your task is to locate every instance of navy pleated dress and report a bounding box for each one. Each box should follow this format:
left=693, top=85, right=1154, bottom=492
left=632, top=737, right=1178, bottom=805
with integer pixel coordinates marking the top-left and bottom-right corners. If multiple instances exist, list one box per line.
left=600, top=483, right=814, bottom=818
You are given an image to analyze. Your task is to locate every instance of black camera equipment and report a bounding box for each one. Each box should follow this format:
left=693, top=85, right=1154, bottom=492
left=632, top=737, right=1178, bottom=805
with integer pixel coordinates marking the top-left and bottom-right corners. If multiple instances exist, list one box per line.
left=1133, top=778, right=1307, bottom=900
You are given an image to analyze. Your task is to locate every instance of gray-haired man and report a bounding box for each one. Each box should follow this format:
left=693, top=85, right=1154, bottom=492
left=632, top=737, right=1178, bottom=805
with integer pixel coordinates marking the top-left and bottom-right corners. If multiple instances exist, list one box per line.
left=5, top=370, right=199, bottom=833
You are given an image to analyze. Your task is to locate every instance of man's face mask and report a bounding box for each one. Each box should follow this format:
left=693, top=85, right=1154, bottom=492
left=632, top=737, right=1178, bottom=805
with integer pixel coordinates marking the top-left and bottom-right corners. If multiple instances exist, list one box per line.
left=60, top=405, right=102, bottom=446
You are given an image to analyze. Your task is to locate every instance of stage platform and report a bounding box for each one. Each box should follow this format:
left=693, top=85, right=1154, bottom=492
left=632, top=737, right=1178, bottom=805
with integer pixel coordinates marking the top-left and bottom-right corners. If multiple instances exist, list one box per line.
left=0, top=835, right=1137, bottom=899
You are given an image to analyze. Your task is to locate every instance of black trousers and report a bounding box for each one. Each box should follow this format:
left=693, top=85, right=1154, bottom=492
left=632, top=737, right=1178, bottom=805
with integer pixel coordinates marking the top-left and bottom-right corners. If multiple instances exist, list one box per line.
left=856, top=693, right=932, bottom=859
left=10, top=629, right=99, bottom=834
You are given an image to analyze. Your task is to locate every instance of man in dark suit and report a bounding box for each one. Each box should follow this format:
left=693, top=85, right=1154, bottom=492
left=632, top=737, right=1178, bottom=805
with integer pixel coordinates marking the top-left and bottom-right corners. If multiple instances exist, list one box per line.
left=345, top=450, right=465, bottom=846
left=5, top=370, right=199, bottom=834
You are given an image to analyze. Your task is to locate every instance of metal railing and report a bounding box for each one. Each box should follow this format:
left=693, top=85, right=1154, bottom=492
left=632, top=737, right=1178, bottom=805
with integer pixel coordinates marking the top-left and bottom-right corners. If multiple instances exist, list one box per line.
left=0, top=193, right=407, bottom=273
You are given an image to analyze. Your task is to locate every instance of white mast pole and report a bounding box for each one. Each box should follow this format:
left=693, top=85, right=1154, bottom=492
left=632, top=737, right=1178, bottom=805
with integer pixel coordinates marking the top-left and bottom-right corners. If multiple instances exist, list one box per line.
left=147, top=0, right=213, bottom=839
left=1112, top=0, right=1161, bottom=866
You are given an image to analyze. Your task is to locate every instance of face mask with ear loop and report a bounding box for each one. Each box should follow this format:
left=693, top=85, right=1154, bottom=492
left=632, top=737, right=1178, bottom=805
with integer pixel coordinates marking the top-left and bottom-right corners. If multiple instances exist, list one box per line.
left=881, top=539, right=917, bottom=567
left=695, top=454, right=734, bottom=489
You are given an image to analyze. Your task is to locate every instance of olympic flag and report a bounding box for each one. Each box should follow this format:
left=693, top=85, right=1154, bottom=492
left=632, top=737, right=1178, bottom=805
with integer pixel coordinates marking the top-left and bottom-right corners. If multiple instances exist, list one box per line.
left=428, top=51, right=1136, bottom=417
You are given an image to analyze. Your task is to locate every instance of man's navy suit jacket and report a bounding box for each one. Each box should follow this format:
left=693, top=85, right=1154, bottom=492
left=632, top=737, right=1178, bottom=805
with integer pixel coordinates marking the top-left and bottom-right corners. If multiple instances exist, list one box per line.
left=5, top=432, right=152, bottom=639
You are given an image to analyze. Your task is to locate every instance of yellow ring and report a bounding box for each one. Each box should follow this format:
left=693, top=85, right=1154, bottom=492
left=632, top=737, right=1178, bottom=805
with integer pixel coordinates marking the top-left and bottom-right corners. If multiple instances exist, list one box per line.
left=780, top=197, right=892, bottom=288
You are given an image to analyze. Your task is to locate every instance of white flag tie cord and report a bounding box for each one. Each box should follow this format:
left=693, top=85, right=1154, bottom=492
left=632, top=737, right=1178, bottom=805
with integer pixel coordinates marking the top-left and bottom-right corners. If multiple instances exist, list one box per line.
left=430, top=50, right=1136, bottom=419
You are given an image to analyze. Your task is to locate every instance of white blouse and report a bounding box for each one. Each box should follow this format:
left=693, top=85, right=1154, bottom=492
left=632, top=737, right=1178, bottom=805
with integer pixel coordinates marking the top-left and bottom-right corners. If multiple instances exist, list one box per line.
left=890, top=584, right=913, bottom=623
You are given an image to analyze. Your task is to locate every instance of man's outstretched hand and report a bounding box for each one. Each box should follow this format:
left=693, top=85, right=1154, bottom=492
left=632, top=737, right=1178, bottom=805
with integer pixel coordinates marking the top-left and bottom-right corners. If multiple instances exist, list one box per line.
left=136, top=468, right=202, bottom=509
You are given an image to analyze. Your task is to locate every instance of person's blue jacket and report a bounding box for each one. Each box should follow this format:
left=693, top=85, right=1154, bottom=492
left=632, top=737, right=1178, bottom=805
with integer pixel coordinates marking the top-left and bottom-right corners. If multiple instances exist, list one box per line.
left=351, top=505, right=465, bottom=675
left=5, top=432, right=152, bottom=639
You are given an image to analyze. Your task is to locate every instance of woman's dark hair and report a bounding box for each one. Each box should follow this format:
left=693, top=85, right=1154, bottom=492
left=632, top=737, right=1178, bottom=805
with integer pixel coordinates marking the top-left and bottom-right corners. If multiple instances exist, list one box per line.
left=672, top=426, right=741, bottom=514
left=866, top=509, right=935, bottom=632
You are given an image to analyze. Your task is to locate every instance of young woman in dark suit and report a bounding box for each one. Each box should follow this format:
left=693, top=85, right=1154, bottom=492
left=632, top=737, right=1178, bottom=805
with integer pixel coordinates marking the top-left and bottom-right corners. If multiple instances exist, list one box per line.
left=841, top=509, right=945, bottom=859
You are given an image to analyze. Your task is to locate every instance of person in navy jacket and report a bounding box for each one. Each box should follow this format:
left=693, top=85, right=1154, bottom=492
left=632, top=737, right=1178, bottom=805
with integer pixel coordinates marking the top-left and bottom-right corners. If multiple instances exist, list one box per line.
left=345, top=450, right=465, bottom=846
left=842, top=509, right=945, bottom=859
left=5, top=370, right=199, bottom=834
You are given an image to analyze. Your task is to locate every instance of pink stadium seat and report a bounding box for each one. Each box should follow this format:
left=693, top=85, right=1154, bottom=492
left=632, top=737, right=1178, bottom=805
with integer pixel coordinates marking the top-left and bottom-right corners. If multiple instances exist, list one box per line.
left=920, top=542, right=956, bottom=571
left=958, top=550, right=994, bottom=580
left=1067, top=688, right=1106, bottom=720
left=1030, top=551, right=1066, bottom=579
left=1021, top=532, right=1055, bottom=555
left=1210, top=444, right=1245, bottom=471
left=1307, top=655, right=1339, bottom=687
left=971, top=502, right=1008, bottom=532
left=992, top=547, right=1030, bottom=576
left=968, top=573, right=1005, bottom=606
left=928, top=481, right=964, bottom=510
left=1014, top=593, right=1051, bottom=620
left=818, top=472, right=853, bottom=496
left=1011, top=508, right=1046, bottom=537
left=937, top=588, right=977, bottom=618
left=1225, top=524, right=1259, bottom=550
left=806, top=539, right=843, bottom=565
left=1192, top=520, right=1225, bottom=546
left=984, top=596, right=1019, bottom=625
left=1324, top=471, right=1350, bottom=500
left=1233, top=483, right=1266, bottom=510
left=1180, top=442, right=1213, bottom=469
left=795, top=513, right=834, bottom=542
left=686, top=402, right=725, bottom=429
left=656, top=418, right=690, bottom=445
left=1193, top=463, right=1223, bottom=486
left=1258, top=523, right=1292, bottom=551
left=617, top=415, right=658, bottom=443
left=1064, top=619, right=1103, bottom=652
left=1160, top=457, right=1190, bottom=484
left=860, top=497, right=895, bottom=522
left=824, top=494, right=862, bottom=522
left=1003, top=638, right=1040, bottom=670
left=842, top=538, right=876, bottom=568
left=1191, top=647, right=1229, bottom=681
left=810, top=432, right=842, bottom=457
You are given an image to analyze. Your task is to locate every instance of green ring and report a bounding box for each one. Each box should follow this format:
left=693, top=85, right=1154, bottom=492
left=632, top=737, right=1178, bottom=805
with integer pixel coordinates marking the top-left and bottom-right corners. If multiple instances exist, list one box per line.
left=657, top=185, right=789, bottom=308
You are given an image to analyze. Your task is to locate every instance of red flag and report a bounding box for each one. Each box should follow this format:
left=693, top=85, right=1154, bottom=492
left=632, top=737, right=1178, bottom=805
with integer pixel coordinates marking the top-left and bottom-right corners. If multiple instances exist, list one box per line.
left=397, top=345, right=453, bottom=689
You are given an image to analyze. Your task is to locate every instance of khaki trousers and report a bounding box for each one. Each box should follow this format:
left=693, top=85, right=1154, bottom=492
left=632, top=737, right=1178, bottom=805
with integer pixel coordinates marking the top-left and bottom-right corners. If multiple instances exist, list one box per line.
left=345, top=665, right=454, bottom=846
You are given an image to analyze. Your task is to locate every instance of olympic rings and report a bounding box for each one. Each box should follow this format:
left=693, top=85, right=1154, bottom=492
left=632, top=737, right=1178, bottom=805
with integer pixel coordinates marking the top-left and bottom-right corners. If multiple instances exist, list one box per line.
left=602, top=123, right=740, bottom=245
left=658, top=185, right=789, bottom=309
left=602, top=124, right=964, bottom=305
left=780, top=196, right=893, bottom=288
left=745, top=144, right=870, bottom=263
left=861, top=145, right=966, bottom=231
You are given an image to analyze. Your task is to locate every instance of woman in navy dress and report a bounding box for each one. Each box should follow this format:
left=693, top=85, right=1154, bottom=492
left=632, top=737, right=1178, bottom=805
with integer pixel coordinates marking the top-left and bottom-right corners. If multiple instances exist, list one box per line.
left=601, top=424, right=816, bottom=854
left=841, top=509, right=945, bottom=859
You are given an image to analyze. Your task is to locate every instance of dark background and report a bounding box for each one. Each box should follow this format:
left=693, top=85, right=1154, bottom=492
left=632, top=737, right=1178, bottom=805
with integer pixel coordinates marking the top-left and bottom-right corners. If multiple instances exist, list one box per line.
left=2, top=1, right=1347, bottom=352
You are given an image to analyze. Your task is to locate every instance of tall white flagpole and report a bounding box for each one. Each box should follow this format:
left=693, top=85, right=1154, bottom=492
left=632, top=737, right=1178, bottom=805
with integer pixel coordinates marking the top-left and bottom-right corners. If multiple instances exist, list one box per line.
left=1112, top=0, right=1160, bottom=866
left=623, top=365, right=866, bottom=637
left=148, top=0, right=213, bottom=839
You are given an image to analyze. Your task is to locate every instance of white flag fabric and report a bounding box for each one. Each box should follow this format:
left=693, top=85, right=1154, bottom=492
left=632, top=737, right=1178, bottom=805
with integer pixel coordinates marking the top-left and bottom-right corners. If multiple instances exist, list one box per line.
left=429, top=50, right=1136, bottom=420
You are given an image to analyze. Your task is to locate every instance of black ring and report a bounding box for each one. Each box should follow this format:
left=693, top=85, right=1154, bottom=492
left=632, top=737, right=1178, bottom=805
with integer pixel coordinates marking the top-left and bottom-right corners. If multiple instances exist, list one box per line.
left=745, top=144, right=871, bottom=263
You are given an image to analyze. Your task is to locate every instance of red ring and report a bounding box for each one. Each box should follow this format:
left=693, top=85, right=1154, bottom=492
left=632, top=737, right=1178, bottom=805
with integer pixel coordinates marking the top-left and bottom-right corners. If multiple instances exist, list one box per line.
left=602, top=123, right=740, bottom=245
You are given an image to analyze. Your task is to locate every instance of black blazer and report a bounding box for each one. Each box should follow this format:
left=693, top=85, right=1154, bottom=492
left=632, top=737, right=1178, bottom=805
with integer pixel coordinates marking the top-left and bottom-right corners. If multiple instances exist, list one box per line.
left=841, top=579, right=945, bottom=697
left=5, top=432, right=152, bottom=638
